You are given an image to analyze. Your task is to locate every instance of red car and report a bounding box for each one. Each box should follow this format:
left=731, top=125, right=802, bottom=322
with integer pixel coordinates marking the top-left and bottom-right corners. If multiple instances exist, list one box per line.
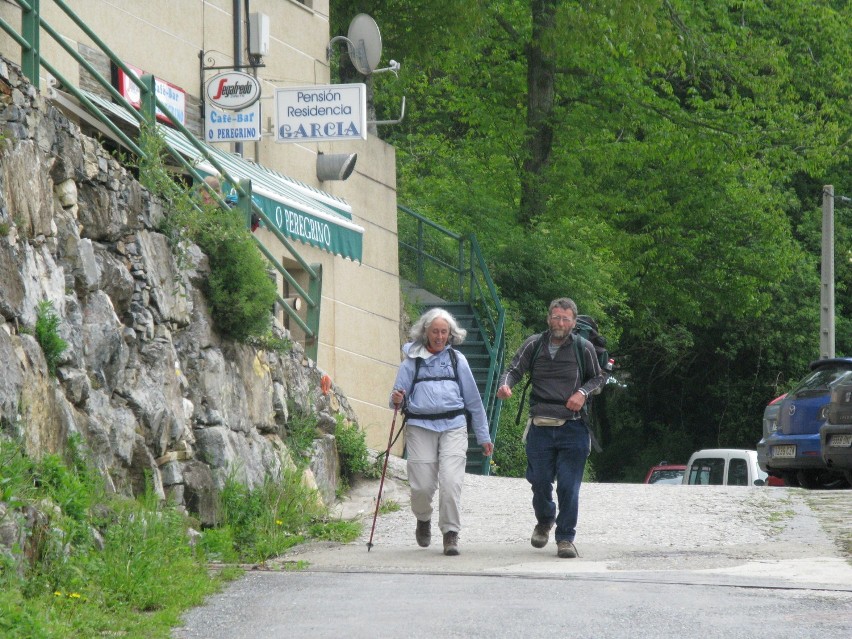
left=644, top=462, right=687, bottom=485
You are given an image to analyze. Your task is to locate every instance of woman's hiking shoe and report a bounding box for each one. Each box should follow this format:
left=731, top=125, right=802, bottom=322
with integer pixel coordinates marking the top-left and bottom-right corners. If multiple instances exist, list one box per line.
left=557, top=540, right=578, bottom=558
left=531, top=521, right=554, bottom=548
left=415, top=519, right=431, bottom=547
left=443, top=531, right=459, bottom=556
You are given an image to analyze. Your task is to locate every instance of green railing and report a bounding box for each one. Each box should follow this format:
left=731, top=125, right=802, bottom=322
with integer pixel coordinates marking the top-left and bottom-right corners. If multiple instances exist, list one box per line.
left=0, top=0, right=322, bottom=359
left=397, top=205, right=506, bottom=450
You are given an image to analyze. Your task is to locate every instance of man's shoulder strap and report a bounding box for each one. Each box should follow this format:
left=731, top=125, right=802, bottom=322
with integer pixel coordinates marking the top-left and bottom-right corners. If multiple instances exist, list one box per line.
left=514, top=333, right=547, bottom=426
left=573, top=334, right=589, bottom=382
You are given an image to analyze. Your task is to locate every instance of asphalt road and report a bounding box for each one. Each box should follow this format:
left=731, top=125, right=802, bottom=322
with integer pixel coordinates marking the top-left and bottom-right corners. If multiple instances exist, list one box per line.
left=172, top=463, right=852, bottom=639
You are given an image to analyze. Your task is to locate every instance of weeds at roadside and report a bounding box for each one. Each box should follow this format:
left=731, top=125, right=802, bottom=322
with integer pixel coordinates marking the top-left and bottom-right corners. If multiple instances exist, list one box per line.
left=0, top=433, right=349, bottom=638
left=379, top=499, right=401, bottom=515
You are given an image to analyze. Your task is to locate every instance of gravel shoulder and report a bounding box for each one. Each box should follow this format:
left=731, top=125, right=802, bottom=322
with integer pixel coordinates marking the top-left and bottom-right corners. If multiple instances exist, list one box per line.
left=276, top=456, right=852, bottom=590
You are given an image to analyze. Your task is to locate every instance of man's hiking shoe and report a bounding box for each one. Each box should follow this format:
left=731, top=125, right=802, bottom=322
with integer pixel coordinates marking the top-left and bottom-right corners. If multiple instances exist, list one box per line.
left=443, top=531, right=459, bottom=556
left=557, top=540, right=578, bottom=559
left=531, top=521, right=554, bottom=548
left=415, top=520, right=431, bottom=547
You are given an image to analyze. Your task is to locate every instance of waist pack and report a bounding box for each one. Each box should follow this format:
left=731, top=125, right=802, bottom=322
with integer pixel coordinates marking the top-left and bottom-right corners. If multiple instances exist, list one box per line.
left=531, top=416, right=567, bottom=427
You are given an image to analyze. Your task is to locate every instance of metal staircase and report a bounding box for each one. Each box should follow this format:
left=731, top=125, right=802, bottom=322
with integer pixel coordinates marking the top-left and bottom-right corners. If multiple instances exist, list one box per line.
left=397, top=206, right=506, bottom=475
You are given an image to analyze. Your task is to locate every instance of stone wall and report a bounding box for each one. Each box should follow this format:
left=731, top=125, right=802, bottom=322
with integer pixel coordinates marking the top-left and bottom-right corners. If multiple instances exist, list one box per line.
left=0, top=56, right=353, bottom=526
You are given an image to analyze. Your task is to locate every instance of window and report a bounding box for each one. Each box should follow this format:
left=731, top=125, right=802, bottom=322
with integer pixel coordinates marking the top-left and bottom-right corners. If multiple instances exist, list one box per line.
left=727, top=458, right=748, bottom=486
left=686, top=458, right=725, bottom=485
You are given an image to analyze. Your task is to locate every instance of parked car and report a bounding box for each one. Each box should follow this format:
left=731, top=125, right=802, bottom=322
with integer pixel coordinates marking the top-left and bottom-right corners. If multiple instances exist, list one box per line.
left=758, top=358, right=852, bottom=489
left=820, top=379, right=852, bottom=485
left=682, top=449, right=768, bottom=486
left=643, top=462, right=686, bottom=485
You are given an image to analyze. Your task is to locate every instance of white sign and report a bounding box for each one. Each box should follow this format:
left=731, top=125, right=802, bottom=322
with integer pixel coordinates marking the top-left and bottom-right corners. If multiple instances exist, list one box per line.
left=275, top=84, right=366, bottom=143
left=205, top=101, right=261, bottom=142
left=205, top=71, right=261, bottom=110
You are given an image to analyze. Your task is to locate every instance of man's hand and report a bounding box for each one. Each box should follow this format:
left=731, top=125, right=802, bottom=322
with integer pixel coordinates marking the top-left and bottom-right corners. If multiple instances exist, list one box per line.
left=496, top=384, right=512, bottom=400
left=566, top=391, right=586, bottom=412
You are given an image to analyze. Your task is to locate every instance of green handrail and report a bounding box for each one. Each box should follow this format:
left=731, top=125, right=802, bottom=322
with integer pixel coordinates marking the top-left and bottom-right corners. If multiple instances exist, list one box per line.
left=397, top=204, right=506, bottom=467
left=1, top=0, right=322, bottom=358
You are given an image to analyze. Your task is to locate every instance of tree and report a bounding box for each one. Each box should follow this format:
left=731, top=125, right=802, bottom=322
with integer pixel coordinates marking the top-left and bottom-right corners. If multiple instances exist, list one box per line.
left=330, top=0, right=852, bottom=479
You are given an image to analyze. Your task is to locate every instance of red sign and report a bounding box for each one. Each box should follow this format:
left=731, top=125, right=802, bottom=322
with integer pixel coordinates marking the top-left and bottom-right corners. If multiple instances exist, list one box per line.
left=115, top=64, right=186, bottom=126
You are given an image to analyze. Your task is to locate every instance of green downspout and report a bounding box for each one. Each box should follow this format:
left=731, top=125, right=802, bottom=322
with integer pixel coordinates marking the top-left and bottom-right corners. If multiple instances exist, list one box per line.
left=20, top=0, right=39, bottom=84
left=305, top=264, right=322, bottom=362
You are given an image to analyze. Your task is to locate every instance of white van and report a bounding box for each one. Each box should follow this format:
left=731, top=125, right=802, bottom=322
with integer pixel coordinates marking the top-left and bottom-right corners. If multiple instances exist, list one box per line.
left=682, top=449, right=769, bottom=486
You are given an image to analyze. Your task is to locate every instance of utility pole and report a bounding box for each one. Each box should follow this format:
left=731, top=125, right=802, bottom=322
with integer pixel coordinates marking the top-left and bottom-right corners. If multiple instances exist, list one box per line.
left=821, top=185, right=835, bottom=359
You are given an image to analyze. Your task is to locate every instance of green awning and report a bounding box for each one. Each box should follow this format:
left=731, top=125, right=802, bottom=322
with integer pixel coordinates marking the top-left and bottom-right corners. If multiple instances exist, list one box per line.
left=81, top=91, right=364, bottom=262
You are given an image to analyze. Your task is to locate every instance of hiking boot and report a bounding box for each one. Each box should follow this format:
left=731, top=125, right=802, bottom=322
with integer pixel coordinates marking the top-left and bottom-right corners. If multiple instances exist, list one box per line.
left=531, top=521, right=554, bottom=548
left=415, top=519, right=431, bottom=547
left=557, top=540, right=578, bottom=559
left=443, top=531, right=460, bottom=556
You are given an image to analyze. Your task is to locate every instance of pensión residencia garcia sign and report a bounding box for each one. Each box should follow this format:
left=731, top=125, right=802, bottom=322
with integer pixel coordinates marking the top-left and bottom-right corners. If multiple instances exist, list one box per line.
left=274, top=84, right=366, bottom=143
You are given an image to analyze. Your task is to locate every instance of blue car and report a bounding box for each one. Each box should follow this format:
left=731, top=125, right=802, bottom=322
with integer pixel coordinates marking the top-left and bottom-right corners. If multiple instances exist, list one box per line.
left=757, top=358, right=852, bottom=489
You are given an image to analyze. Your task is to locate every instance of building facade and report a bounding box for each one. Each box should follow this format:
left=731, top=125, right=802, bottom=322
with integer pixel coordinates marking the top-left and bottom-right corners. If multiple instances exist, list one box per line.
left=0, top=0, right=402, bottom=451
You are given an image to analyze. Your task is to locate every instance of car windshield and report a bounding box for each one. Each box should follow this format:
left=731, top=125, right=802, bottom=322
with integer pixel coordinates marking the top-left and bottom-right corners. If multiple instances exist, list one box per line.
left=789, top=367, right=852, bottom=399
left=648, top=469, right=684, bottom=484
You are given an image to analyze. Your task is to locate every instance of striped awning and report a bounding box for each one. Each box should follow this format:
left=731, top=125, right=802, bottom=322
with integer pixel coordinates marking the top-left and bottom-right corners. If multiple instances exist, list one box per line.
left=81, top=91, right=364, bottom=262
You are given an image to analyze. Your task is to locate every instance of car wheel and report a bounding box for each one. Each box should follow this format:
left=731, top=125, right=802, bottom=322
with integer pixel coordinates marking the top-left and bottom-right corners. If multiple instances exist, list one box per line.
left=820, top=474, right=851, bottom=490
left=796, top=470, right=820, bottom=489
left=782, top=472, right=800, bottom=487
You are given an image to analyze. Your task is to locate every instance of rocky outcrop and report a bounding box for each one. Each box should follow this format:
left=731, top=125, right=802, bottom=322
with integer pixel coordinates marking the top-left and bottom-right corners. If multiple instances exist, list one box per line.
left=0, top=56, right=355, bottom=528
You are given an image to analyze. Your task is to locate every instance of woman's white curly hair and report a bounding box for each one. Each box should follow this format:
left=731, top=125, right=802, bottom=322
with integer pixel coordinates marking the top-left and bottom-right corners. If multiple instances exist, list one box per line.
left=409, top=307, right=467, bottom=345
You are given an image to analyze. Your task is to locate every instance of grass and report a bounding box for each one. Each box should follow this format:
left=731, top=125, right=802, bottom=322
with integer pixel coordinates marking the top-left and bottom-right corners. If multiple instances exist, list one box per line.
left=0, top=433, right=363, bottom=638
left=379, top=499, right=401, bottom=515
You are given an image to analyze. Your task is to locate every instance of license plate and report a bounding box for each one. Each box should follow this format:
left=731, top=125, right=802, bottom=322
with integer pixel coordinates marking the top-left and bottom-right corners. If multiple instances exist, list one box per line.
left=828, top=434, right=852, bottom=448
left=771, top=445, right=796, bottom=458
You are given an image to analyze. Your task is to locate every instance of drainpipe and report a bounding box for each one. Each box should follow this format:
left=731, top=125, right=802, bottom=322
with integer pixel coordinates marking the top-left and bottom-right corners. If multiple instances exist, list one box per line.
left=233, top=0, right=243, bottom=157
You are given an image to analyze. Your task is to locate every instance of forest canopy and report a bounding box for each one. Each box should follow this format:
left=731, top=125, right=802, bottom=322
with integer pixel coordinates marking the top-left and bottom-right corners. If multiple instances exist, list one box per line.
left=331, top=0, right=852, bottom=480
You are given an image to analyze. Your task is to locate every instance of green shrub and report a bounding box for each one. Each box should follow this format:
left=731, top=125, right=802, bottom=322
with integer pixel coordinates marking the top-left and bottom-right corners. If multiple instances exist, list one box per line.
left=34, top=300, right=68, bottom=377
left=335, top=416, right=377, bottom=480
left=192, top=206, right=277, bottom=340
left=136, top=126, right=276, bottom=342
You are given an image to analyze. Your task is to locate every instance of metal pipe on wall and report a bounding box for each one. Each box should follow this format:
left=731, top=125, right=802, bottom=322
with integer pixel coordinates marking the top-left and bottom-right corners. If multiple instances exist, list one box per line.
left=233, top=0, right=243, bottom=156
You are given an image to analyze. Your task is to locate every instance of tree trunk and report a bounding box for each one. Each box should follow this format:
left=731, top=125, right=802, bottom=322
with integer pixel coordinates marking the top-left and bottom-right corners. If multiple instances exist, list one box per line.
left=519, top=0, right=557, bottom=228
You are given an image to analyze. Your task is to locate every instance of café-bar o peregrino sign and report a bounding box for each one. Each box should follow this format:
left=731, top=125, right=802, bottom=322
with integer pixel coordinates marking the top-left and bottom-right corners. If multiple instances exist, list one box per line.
left=275, top=84, right=366, bottom=143
left=204, top=71, right=262, bottom=142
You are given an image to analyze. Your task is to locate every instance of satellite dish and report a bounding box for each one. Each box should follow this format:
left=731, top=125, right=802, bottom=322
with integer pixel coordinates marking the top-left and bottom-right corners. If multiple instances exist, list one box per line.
left=347, top=14, right=382, bottom=75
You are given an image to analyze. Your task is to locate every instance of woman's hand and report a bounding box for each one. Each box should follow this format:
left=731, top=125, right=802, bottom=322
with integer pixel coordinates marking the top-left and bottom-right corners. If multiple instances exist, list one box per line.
left=391, top=389, right=405, bottom=407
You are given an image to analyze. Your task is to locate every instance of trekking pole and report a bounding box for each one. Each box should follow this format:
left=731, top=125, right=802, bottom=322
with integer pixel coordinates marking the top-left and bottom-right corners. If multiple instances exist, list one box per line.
left=367, top=404, right=400, bottom=551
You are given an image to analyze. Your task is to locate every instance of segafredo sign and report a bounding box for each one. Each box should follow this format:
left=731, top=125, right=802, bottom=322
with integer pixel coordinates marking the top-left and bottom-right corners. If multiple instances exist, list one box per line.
left=275, top=84, right=367, bottom=143
left=205, top=71, right=261, bottom=110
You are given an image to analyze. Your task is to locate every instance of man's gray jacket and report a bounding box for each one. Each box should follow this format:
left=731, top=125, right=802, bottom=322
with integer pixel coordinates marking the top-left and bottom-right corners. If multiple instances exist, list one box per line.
left=500, top=330, right=606, bottom=421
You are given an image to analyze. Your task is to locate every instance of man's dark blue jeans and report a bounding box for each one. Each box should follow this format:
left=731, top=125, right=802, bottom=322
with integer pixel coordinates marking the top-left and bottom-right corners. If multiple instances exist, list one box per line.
left=525, top=419, right=591, bottom=542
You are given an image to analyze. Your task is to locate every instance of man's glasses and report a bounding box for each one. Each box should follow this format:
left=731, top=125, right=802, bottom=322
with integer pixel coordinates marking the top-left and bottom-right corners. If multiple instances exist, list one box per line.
left=549, top=316, right=574, bottom=324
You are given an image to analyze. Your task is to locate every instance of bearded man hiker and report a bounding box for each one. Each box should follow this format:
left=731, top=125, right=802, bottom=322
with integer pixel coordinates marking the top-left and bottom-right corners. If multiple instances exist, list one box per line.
left=497, top=298, right=605, bottom=558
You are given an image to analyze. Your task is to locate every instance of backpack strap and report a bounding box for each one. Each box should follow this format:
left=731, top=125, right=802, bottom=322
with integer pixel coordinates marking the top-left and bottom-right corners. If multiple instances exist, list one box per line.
left=405, top=347, right=465, bottom=421
left=514, top=333, right=591, bottom=426
left=514, top=334, right=546, bottom=425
